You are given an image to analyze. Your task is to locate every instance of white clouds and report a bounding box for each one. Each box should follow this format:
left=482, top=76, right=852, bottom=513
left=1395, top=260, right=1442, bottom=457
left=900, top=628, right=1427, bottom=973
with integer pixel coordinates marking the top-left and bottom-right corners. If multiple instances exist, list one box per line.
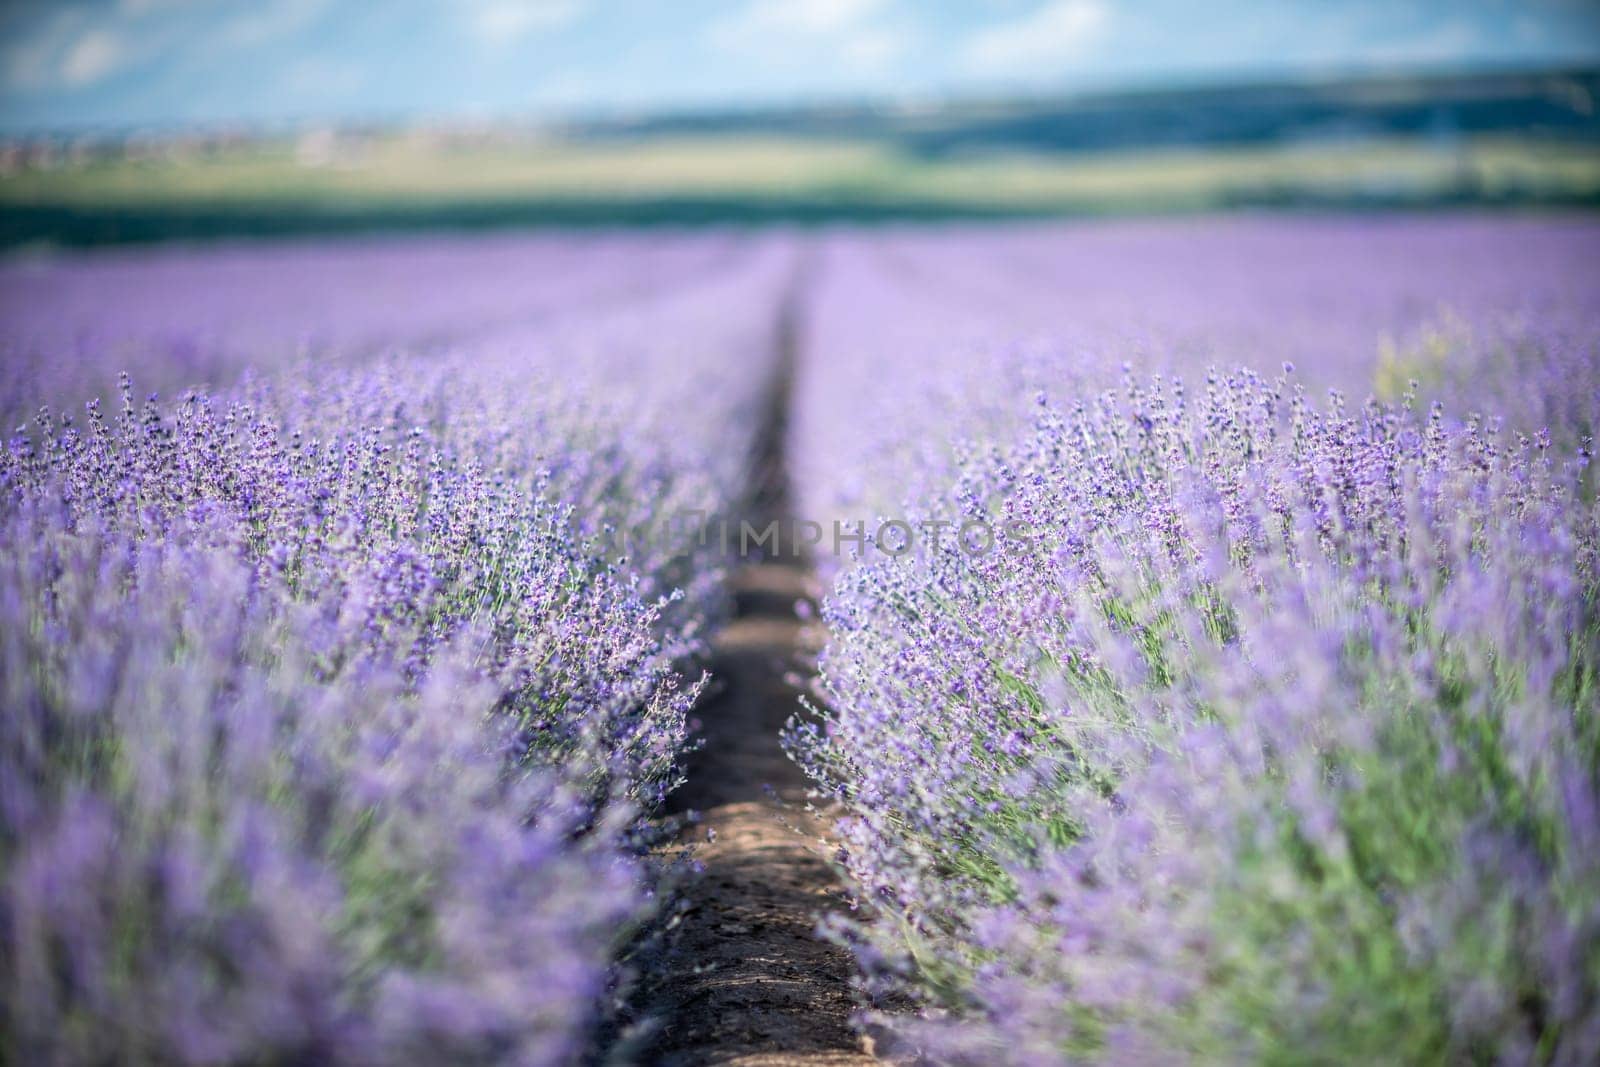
left=1, top=0, right=333, bottom=92
left=60, top=29, right=127, bottom=86
left=0, top=9, right=132, bottom=92
left=1359, top=20, right=1484, bottom=64
left=219, top=0, right=332, bottom=48
left=116, top=0, right=208, bottom=14
left=744, top=0, right=888, bottom=37
left=280, top=56, right=366, bottom=99
left=467, top=0, right=586, bottom=46
left=1, top=9, right=87, bottom=91
left=964, top=0, right=1109, bottom=75
left=710, top=0, right=907, bottom=71
left=841, top=26, right=905, bottom=69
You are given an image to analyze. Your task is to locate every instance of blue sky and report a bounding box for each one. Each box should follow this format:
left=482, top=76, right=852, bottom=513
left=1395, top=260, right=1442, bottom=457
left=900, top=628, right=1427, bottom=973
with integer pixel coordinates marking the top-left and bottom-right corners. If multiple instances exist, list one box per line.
left=3, top=0, right=1599, bottom=133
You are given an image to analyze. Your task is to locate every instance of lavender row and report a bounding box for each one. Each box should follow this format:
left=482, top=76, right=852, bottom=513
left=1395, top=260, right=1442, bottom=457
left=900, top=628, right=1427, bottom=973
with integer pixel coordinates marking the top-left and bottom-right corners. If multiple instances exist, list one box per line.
left=0, top=234, right=792, bottom=1063
left=792, top=218, right=1600, bottom=541
left=788, top=218, right=1600, bottom=1063
left=0, top=230, right=748, bottom=425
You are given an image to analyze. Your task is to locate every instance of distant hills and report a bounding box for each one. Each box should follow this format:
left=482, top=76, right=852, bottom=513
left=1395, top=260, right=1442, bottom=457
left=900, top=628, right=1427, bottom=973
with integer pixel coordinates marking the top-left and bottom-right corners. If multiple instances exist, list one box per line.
left=575, top=67, right=1600, bottom=153
left=3, top=67, right=1597, bottom=246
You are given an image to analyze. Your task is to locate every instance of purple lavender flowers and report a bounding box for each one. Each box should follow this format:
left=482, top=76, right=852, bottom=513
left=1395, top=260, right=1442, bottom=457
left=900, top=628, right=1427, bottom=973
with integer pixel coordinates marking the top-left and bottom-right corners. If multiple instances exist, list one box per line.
left=3, top=216, right=1598, bottom=1064
left=1, top=233, right=790, bottom=1063
left=789, top=219, right=1600, bottom=1064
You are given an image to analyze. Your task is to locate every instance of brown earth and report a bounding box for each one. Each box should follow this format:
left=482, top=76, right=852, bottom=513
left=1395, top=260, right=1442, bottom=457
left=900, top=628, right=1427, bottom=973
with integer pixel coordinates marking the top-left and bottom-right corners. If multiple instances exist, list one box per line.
left=620, top=258, right=883, bottom=1065
left=632, top=563, right=879, bottom=1066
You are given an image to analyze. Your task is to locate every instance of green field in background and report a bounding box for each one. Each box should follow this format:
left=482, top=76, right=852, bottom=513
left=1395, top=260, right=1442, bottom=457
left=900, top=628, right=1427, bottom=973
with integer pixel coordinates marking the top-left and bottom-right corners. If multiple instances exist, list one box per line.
left=4, top=132, right=1598, bottom=245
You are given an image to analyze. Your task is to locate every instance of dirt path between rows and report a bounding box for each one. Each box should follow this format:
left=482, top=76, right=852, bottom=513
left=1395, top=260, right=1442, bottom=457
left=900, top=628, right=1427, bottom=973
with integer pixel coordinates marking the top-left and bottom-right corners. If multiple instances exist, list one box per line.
left=626, top=257, right=878, bottom=1065
left=634, top=564, right=875, bottom=1066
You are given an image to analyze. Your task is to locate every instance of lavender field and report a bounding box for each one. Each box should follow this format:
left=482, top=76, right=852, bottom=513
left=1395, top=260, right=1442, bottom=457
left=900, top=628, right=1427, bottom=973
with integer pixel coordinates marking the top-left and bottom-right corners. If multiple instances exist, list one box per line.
left=3, top=216, right=1599, bottom=1064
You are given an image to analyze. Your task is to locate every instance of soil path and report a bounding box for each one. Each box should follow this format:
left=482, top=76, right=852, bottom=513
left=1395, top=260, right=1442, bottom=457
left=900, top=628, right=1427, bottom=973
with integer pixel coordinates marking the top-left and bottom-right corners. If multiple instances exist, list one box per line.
left=630, top=258, right=877, bottom=1065
left=638, top=564, right=874, bottom=1066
